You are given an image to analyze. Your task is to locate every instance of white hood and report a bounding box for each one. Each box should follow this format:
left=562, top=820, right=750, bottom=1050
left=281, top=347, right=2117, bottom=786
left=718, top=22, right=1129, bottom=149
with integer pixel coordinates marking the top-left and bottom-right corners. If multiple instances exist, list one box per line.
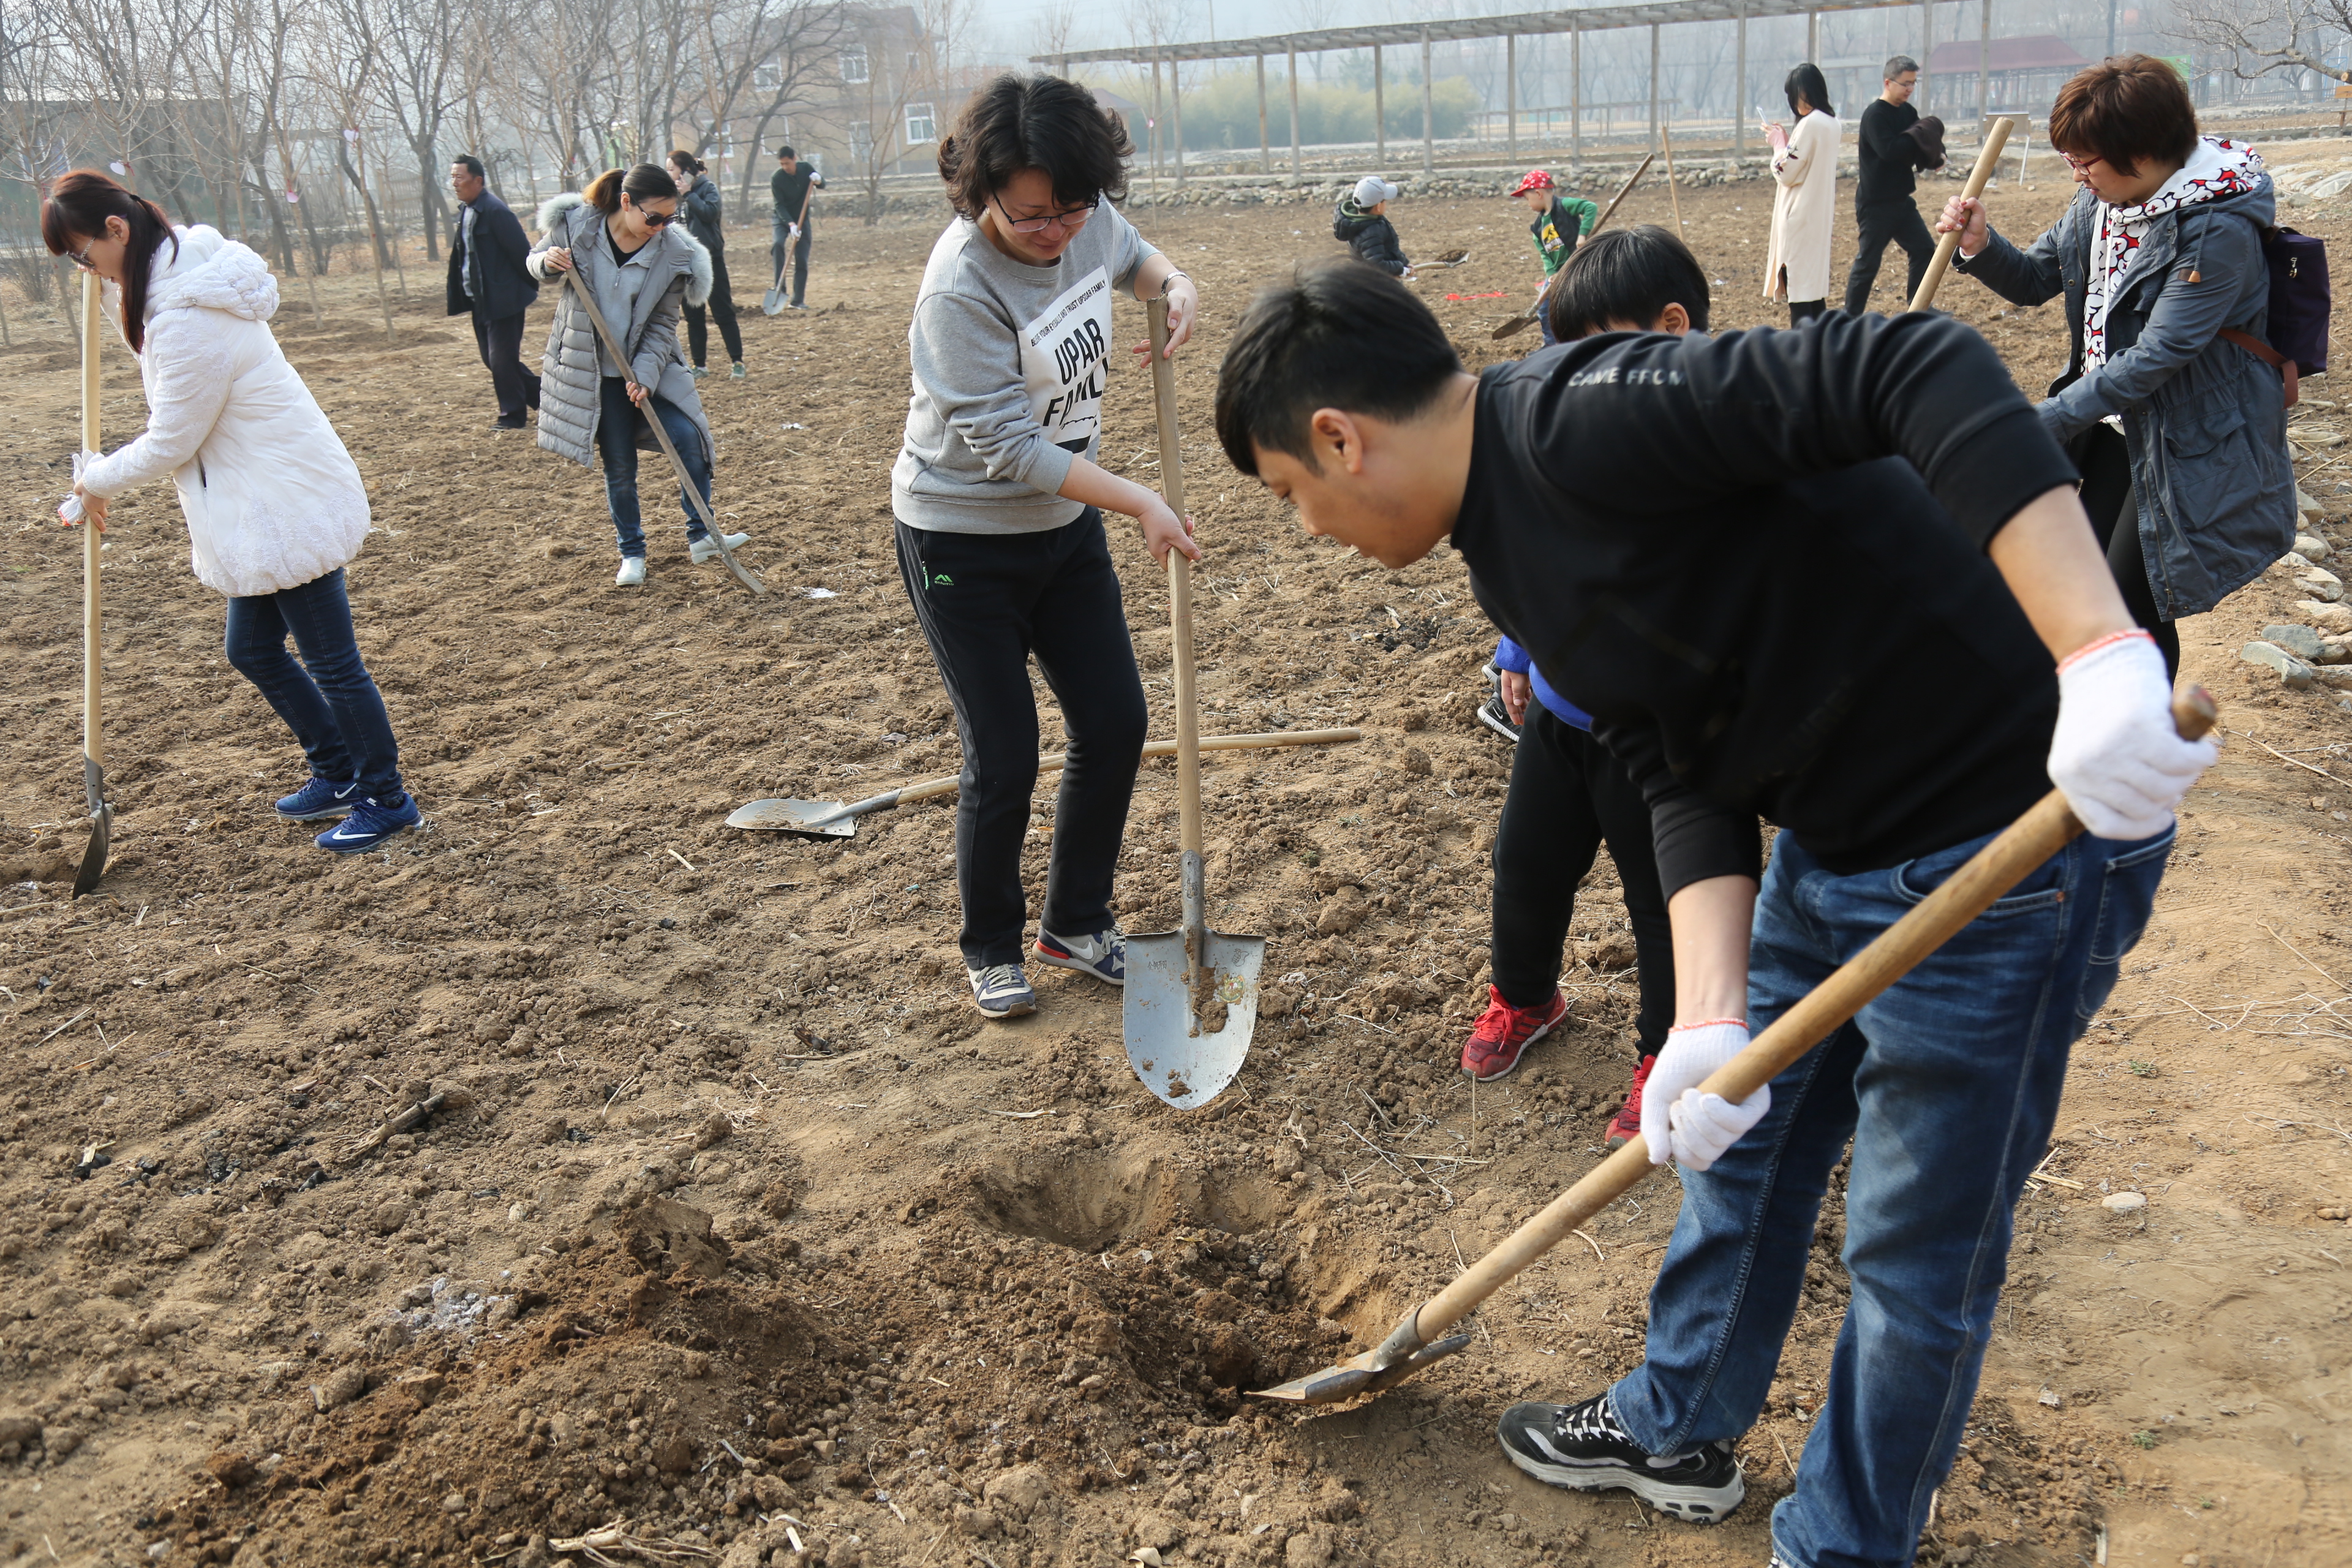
left=142, top=225, right=279, bottom=324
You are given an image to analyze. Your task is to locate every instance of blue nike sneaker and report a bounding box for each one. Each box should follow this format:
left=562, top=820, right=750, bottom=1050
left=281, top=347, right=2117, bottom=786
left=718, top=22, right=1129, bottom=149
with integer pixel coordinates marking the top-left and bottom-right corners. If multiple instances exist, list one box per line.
left=276, top=777, right=363, bottom=820
left=314, top=793, right=421, bottom=854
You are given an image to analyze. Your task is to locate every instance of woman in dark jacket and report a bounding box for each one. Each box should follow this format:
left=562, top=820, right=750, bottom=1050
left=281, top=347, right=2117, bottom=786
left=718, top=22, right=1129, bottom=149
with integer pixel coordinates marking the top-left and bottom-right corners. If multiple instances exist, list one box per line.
left=667, top=150, right=744, bottom=380
left=1940, top=54, right=2295, bottom=674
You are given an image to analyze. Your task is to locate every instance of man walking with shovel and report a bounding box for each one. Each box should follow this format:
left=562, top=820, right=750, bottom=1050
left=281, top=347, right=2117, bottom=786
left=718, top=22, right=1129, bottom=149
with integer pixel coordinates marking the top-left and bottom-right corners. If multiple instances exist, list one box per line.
left=1214, top=263, right=2213, bottom=1567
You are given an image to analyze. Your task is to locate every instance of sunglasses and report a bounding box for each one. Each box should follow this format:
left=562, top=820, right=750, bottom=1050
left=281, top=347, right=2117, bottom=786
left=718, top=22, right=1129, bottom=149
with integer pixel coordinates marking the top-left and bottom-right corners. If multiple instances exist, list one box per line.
left=990, top=192, right=1096, bottom=235
left=627, top=202, right=677, bottom=225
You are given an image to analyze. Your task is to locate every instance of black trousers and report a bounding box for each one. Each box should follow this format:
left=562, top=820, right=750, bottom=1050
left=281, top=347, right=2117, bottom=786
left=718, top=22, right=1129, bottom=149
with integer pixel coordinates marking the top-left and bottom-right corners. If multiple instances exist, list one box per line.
left=684, top=249, right=744, bottom=368
left=894, top=512, right=1148, bottom=968
left=2075, top=421, right=2182, bottom=677
left=1842, top=199, right=1936, bottom=315
left=471, top=308, right=540, bottom=423
left=1493, top=704, right=1676, bottom=1055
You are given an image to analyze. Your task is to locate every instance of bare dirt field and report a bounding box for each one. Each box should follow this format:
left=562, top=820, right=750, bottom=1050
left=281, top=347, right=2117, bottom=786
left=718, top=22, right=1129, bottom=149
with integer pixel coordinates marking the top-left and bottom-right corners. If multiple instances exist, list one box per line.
left=1, top=153, right=2348, bottom=1568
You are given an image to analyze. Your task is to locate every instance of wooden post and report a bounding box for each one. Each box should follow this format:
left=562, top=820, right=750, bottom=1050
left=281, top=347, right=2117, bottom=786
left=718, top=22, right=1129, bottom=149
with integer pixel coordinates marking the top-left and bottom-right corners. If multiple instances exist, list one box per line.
left=1978, top=0, right=1992, bottom=121
left=1736, top=3, right=1748, bottom=156
left=1420, top=28, right=1434, bottom=176
left=1170, top=53, right=1185, bottom=187
left=1257, top=54, right=1270, bottom=172
left=1648, top=23, right=1660, bottom=155
left=1375, top=45, right=1386, bottom=165
left=1288, top=45, right=1302, bottom=180
left=1570, top=18, right=1582, bottom=171
left=1506, top=35, right=1518, bottom=158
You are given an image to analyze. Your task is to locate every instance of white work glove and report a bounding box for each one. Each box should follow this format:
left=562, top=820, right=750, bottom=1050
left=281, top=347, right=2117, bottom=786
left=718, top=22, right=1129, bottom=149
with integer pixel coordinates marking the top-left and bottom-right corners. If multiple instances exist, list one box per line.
left=788, top=222, right=802, bottom=241
left=2049, top=630, right=2215, bottom=840
left=1640, top=1020, right=1770, bottom=1172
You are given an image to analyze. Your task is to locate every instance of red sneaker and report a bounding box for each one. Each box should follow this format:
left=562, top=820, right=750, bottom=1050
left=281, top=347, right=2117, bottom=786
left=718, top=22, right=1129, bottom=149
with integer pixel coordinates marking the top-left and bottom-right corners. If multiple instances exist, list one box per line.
left=1461, top=984, right=1569, bottom=1081
left=1605, top=1054, right=1660, bottom=1149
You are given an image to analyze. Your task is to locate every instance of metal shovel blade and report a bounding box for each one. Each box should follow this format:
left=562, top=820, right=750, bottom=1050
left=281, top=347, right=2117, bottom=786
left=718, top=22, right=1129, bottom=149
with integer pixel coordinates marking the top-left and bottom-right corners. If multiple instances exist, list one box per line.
left=70, top=757, right=111, bottom=899
left=1123, top=927, right=1264, bottom=1109
left=724, top=797, right=856, bottom=837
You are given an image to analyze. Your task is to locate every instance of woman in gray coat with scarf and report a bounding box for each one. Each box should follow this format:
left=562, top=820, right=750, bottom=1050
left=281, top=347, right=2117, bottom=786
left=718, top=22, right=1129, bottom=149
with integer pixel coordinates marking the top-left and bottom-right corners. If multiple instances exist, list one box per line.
left=528, top=163, right=748, bottom=586
left=1940, top=54, right=2294, bottom=674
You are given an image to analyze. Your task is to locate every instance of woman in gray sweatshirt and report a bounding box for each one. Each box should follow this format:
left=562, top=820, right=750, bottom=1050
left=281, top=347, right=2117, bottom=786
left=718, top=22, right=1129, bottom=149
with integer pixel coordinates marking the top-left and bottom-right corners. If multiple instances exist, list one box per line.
left=892, top=73, right=1202, bottom=1021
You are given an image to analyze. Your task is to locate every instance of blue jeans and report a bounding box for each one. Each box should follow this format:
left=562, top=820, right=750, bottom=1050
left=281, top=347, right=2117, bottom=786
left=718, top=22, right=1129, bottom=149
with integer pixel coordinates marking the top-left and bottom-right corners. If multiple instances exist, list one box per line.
left=1610, top=825, right=2173, bottom=1568
left=594, top=377, right=713, bottom=559
left=222, top=567, right=405, bottom=801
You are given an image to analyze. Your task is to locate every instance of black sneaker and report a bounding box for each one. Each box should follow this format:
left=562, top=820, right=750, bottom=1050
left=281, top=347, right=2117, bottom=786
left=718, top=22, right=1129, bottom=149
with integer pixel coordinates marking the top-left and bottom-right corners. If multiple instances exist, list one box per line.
left=1476, top=693, right=1522, bottom=744
left=1496, top=1392, right=1745, bottom=1522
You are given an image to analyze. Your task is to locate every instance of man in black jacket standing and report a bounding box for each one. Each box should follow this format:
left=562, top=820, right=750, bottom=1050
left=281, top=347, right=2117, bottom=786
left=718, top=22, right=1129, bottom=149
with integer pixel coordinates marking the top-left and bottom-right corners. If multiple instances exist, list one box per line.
left=447, top=155, right=541, bottom=428
left=1841, top=56, right=1945, bottom=314
left=1215, top=262, right=2214, bottom=1568
left=770, top=146, right=824, bottom=311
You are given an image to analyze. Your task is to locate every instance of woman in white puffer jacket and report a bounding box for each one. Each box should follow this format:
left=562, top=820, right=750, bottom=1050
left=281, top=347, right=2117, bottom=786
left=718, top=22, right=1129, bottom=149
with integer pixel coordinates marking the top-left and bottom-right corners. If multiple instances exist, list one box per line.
left=47, top=170, right=420, bottom=854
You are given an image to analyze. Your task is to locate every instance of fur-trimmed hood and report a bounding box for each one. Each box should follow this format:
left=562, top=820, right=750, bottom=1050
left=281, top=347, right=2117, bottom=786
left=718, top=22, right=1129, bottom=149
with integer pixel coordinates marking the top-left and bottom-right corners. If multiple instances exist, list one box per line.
left=535, top=190, right=712, bottom=307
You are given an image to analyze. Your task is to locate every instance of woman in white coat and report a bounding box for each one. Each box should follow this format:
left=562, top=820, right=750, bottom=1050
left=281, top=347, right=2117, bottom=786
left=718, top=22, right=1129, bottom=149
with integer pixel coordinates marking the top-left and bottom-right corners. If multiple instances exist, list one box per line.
left=46, top=171, right=418, bottom=854
left=1763, top=63, right=1839, bottom=325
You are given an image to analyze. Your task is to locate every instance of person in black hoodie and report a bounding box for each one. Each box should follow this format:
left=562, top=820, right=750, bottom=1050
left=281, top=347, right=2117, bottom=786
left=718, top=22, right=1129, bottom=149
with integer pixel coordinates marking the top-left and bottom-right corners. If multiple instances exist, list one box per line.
left=1842, top=55, right=1947, bottom=312
left=668, top=151, right=744, bottom=379
left=1333, top=176, right=1412, bottom=276
left=1215, top=262, right=2214, bottom=1568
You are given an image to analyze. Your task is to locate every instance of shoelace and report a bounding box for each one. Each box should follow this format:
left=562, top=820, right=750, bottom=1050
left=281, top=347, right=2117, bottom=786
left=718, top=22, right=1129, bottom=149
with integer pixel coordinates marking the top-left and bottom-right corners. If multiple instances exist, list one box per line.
left=973, top=963, right=1027, bottom=995
left=1556, top=1392, right=1637, bottom=1446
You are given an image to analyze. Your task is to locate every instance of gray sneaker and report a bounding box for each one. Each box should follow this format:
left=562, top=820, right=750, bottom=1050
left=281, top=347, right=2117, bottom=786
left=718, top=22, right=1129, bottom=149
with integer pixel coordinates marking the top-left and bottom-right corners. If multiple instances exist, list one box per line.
left=967, top=963, right=1036, bottom=1019
left=1035, top=926, right=1125, bottom=985
left=690, top=532, right=750, bottom=564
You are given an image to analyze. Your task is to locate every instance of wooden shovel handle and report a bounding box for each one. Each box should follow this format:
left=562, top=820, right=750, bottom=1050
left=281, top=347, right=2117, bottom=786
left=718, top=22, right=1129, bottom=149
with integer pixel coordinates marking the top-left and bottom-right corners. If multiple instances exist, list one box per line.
left=1408, top=686, right=2216, bottom=1344
left=1147, top=294, right=1204, bottom=864
left=1907, top=116, right=2014, bottom=314
left=81, top=272, right=102, bottom=773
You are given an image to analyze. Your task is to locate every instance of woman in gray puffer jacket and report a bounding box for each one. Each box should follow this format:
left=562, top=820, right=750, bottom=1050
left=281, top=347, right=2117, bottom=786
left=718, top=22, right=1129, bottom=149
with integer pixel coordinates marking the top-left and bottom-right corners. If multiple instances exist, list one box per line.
left=527, top=163, right=746, bottom=586
left=668, top=149, right=744, bottom=379
left=1940, top=55, right=2294, bottom=675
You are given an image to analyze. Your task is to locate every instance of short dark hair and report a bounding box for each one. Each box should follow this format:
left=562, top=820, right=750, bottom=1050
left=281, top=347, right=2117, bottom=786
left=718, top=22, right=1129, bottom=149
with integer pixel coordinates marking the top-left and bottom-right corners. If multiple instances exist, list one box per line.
left=1785, top=62, right=1833, bottom=119
left=1215, top=260, right=1463, bottom=477
left=453, top=153, right=485, bottom=178
left=1546, top=224, right=1712, bottom=341
left=2049, top=53, right=2199, bottom=176
left=938, top=73, right=1131, bottom=220
left=1884, top=54, right=1919, bottom=80
left=777, top=145, right=797, bottom=160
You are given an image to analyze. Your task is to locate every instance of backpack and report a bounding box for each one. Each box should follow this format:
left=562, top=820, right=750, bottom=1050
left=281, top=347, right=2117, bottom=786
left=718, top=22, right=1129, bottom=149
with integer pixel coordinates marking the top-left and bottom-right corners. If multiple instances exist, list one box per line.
left=2218, top=225, right=2330, bottom=409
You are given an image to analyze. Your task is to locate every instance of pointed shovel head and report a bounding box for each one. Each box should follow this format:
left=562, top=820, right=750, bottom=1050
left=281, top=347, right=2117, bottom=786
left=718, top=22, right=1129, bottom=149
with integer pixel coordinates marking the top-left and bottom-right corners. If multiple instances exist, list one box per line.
left=1123, top=927, right=1264, bottom=1109
left=724, top=797, right=856, bottom=837
left=72, top=753, right=110, bottom=898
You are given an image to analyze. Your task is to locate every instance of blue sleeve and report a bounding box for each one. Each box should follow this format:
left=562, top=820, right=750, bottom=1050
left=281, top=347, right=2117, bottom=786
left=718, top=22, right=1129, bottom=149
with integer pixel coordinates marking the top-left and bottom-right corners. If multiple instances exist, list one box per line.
left=1493, top=635, right=1532, bottom=674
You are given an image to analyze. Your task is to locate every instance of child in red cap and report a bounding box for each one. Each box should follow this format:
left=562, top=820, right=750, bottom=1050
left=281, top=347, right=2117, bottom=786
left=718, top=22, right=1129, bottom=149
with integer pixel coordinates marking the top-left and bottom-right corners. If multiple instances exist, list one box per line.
left=1511, top=170, right=1598, bottom=345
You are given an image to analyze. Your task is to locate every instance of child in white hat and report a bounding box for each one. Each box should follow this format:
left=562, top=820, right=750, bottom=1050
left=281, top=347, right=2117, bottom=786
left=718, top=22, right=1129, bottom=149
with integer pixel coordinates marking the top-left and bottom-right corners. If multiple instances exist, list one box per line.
left=1333, top=175, right=1412, bottom=277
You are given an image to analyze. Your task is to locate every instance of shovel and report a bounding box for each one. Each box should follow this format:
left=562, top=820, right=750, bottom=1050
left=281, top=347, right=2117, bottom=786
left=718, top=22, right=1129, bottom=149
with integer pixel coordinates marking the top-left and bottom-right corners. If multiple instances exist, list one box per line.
left=1124, top=293, right=1265, bottom=1112
left=1907, top=116, right=2014, bottom=313
left=1254, top=687, right=2218, bottom=1404
left=557, top=273, right=765, bottom=597
left=1492, top=153, right=1653, bottom=341
left=727, top=726, right=1362, bottom=837
left=761, top=252, right=789, bottom=316
left=72, top=271, right=111, bottom=899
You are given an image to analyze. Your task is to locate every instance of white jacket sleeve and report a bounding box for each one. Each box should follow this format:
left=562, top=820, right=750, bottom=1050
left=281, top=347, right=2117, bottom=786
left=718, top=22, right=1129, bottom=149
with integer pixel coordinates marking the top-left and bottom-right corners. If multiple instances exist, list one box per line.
left=78, top=311, right=235, bottom=499
left=1772, top=119, right=1819, bottom=188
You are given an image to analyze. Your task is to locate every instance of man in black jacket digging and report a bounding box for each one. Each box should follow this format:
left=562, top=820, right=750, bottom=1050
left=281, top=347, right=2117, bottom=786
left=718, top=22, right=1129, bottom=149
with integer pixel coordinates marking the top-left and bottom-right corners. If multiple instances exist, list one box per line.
left=1213, top=261, right=2214, bottom=1568
left=1842, top=55, right=1947, bottom=314
left=448, top=155, right=541, bottom=429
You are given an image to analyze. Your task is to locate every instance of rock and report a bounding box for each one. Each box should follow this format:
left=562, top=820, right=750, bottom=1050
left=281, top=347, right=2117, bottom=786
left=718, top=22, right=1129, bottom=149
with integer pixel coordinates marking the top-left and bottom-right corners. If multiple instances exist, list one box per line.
left=2297, top=484, right=2326, bottom=527
left=1399, top=746, right=1433, bottom=776
left=694, top=1112, right=734, bottom=1150
left=2315, top=665, right=2352, bottom=690
left=370, top=1202, right=412, bottom=1236
left=2297, top=532, right=2333, bottom=560
left=2103, top=1191, right=2148, bottom=1213
left=2318, top=635, right=2352, bottom=665
left=984, top=1466, right=1052, bottom=1521
left=2242, top=641, right=2317, bottom=688
left=2298, top=566, right=2345, bottom=602
left=654, top=1433, right=695, bottom=1474
left=2264, top=624, right=2330, bottom=662
left=1285, top=1526, right=1337, bottom=1568
left=1313, top=886, right=1366, bottom=937
left=1131, top=1551, right=1165, bottom=1568
left=312, top=1366, right=368, bottom=1411
left=0, top=1414, right=41, bottom=1447
left=440, top=1490, right=469, bottom=1513
left=205, top=1452, right=260, bottom=1489
left=2301, top=598, right=2352, bottom=632
left=1131, top=1513, right=1180, bottom=1550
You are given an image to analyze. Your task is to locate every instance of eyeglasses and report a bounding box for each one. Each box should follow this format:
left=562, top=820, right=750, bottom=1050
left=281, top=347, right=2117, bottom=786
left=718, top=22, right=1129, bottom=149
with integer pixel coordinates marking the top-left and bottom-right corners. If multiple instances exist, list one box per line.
left=2059, top=151, right=2106, bottom=175
left=68, top=242, right=98, bottom=270
left=990, top=192, right=1096, bottom=235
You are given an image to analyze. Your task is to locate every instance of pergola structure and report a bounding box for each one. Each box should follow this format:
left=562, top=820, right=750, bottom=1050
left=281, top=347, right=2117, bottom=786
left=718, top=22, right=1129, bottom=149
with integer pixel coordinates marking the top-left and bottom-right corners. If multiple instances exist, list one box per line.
left=1032, top=0, right=2022, bottom=182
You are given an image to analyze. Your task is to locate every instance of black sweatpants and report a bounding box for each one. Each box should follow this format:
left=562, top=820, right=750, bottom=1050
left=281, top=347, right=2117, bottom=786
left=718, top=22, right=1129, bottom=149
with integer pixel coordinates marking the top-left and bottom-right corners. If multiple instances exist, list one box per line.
left=1842, top=198, right=1936, bottom=314
left=684, top=248, right=744, bottom=368
left=895, top=511, right=1148, bottom=969
left=2075, top=421, right=2182, bottom=677
left=1493, top=704, right=1676, bottom=1055
left=470, top=307, right=540, bottom=423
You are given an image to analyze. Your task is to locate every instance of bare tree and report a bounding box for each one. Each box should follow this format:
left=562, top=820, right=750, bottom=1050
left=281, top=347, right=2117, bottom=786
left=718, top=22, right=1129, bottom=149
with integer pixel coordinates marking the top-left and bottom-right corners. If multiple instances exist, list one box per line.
left=2176, top=0, right=2352, bottom=86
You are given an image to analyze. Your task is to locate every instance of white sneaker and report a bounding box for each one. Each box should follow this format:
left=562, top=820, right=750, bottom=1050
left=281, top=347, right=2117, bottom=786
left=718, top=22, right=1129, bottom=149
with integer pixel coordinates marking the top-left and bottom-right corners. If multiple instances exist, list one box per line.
left=690, top=532, right=750, bottom=565
left=615, top=557, right=647, bottom=586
